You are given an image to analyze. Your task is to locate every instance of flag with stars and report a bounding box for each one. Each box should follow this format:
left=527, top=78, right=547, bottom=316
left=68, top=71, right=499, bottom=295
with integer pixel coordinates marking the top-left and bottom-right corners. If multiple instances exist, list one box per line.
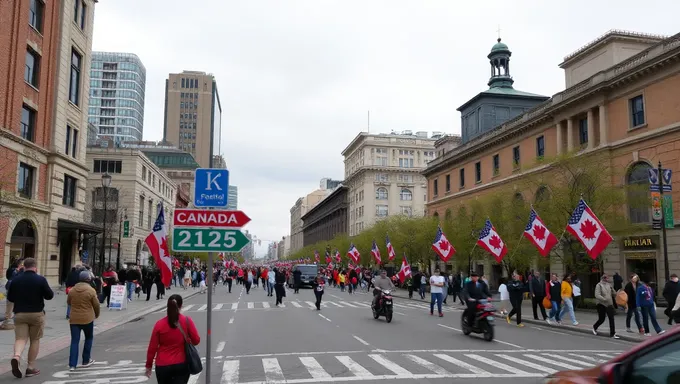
left=566, top=199, right=612, bottom=260
left=476, top=219, right=508, bottom=263
left=523, top=208, right=559, bottom=257
left=144, top=204, right=172, bottom=286
left=431, top=227, right=456, bottom=262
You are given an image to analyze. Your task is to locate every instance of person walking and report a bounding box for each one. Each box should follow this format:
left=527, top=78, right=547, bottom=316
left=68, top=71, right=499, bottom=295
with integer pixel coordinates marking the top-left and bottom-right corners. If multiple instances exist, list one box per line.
left=559, top=274, right=578, bottom=325
left=593, top=274, right=620, bottom=339
left=7, top=258, right=54, bottom=378
left=624, top=273, right=644, bottom=333
left=529, top=271, right=548, bottom=320
left=126, top=265, right=141, bottom=302
left=267, top=268, right=275, bottom=297
left=637, top=280, right=665, bottom=336
left=145, top=294, right=200, bottom=383
left=293, top=268, right=302, bottom=294
left=1, top=259, right=23, bottom=330
left=546, top=273, right=562, bottom=325
left=245, top=268, right=253, bottom=294
left=429, top=269, right=445, bottom=317
left=102, top=265, right=118, bottom=308
left=506, top=271, right=525, bottom=327
left=67, top=271, right=100, bottom=370
left=662, top=274, right=680, bottom=325
left=274, top=268, right=286, bottom=306
left=313, top=273, right=325, bottom=310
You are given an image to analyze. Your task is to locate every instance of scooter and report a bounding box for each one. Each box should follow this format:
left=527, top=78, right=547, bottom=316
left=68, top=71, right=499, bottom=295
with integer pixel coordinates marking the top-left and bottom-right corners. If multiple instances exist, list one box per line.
left=372, top=289, right=394, bottom=323
left=461, top=299, right=495, bottom=341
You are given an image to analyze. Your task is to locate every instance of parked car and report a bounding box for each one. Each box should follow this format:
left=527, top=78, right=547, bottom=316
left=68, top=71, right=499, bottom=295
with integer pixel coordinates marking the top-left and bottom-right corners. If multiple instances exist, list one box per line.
left=287, top=264, right=319, bottom=288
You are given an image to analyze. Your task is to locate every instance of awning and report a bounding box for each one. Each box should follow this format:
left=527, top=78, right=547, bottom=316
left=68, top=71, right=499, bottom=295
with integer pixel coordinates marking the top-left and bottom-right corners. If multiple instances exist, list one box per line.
left=57, top=219, right=103, bottom=234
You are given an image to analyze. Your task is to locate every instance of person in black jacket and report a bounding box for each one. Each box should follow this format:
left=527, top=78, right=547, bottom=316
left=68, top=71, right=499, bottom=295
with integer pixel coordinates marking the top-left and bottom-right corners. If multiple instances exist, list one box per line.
left=293, top=268, right=302, bottom=294
left=529, top=271, right=548, bottom=320
left=274, top=268, right=286, bottom=306
left=463, top=273, right=491, bottom=326
left=624, top=274, right=643, bottom=333
left=662, top=274, right=680, bottom=325
left=143, top=267, right=155, bottom=301
left=506, top=272, right=526, bottom=327
left=547, top=273, right=562, bottom=324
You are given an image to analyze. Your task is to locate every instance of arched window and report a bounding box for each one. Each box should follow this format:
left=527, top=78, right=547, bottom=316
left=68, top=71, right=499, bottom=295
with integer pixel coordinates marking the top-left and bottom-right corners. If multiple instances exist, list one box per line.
left=400, top=189, right=412, bottom=201
left=627, top=162, right=652, bottom=224
left=433, top=211, right=439, bottom=218
left=376, top=187, right=388, bottom=200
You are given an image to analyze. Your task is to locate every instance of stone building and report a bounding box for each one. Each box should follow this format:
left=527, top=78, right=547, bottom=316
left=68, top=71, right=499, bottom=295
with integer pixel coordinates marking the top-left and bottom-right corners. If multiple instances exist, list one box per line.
left=302, top=185, right=349, bottom=246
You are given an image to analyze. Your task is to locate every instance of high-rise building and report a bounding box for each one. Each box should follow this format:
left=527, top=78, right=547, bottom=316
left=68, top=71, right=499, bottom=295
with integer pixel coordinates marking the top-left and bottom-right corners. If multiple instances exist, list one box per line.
left=227, top=185, right=238, bottom=210
left=163, top=71, right=222, bottom=168
left=320, top=177, right=342, bottom=190
left=88, top=52, right=146, bottom=144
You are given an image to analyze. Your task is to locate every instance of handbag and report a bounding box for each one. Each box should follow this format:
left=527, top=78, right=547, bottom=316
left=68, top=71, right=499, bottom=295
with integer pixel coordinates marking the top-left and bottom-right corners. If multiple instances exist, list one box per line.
left=177, top=316, right=203, bottom=375
left=543, top=297, right=552, bottom=309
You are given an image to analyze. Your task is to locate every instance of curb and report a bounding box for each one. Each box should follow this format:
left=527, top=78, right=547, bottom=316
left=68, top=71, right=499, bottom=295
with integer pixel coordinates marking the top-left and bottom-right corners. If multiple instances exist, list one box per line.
left=0, top=290, right=202, bottom=375
left=520, top=317, right=644, bottom=343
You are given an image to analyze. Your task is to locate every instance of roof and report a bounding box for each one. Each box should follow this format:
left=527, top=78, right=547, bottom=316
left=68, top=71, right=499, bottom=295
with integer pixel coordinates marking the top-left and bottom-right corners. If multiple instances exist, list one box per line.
left=489, top=38, right=509, bottom=54
left=457, top=87, right=549, bottom=112
left=301, top=185, right=348, bottom=221
left=560, top=30, right=667, bottom=68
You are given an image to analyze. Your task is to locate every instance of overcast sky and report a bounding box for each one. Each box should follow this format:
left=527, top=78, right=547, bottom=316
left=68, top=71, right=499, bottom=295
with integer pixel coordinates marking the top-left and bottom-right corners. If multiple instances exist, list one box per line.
left=92, top=0, right=679, bottom=257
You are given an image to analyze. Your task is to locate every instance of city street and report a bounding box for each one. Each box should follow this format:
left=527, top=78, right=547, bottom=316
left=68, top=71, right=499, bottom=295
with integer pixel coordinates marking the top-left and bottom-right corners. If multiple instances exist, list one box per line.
left=4, top=283, right=634, bottom=384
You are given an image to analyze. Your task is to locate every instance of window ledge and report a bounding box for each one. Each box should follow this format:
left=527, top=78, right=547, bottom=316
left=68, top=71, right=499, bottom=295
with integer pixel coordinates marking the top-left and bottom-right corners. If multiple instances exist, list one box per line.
left=628, top=123, right=648, bottom=132
left=25, top=81, right=40, bottom=92
left=492, top=172, right=500, bottom=179
left=475, top=180, right=482, bottom=185
left=29, top=24, right=44, bottom=37
left=459, top=186, right=465, bottom=191
left=68, top=101, right=81, bottom=111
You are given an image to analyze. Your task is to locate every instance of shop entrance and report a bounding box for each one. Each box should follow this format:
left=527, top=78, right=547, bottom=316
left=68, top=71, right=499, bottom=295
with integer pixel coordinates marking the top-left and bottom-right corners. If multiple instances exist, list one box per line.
left=626, top=256, right=658, bottom=293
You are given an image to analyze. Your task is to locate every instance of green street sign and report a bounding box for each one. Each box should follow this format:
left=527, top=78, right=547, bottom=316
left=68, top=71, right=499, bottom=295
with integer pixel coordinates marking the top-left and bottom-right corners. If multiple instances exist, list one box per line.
left=123, top=220, right=130, bottom=238
left=663, top=194, right=675, bottom=229
left=172, top=228, right=250, bottom=253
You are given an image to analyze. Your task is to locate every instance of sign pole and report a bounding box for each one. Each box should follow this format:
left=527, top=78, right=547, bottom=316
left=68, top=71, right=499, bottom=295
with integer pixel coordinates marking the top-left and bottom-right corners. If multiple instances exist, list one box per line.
left=658, top=161, right=670, bottom=282
left=206, top=249, right=213, bottom=383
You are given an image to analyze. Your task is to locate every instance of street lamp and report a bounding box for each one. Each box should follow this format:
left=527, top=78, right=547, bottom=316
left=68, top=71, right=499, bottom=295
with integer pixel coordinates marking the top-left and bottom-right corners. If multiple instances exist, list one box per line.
left=116, top=208, right=127, bottom=270
left=99, top=173, right=112, bottom=274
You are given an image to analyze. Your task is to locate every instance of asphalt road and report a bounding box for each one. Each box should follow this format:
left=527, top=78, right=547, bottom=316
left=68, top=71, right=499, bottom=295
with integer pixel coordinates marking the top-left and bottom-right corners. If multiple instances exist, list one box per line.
left=3, top=282, right=635, bottom=384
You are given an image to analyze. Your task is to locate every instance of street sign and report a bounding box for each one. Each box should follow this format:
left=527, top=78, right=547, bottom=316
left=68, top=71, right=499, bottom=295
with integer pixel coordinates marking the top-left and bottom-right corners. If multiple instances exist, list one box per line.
left=664, top=194, right=675, bottom=229
left=194, top=168, right=229, bottom=207
left=173, top=209, right=251, bottom=228
left=123, top=220, right=130, bottom=237
left=172, top=228, right=250, bottom=253
left=649, top=168, right=672, bottom=192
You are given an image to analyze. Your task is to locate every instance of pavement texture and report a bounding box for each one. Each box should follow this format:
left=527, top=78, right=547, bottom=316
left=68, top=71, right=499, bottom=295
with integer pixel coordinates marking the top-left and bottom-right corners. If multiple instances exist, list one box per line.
left=0, top=281, right=651, bottom=384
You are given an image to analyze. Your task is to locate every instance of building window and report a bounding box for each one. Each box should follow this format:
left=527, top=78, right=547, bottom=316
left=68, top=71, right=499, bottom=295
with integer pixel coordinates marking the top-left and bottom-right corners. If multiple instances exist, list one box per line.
left=80, top=1, right=86, bottom=29
left=63, top=175, right=77, bottom=207
left=492, top=154, right=500, bottom=176
left=18, top=162, right=35, bottom=199
left=513, top=146, right=520, bottom=168
left=73, top=0, right=79, bottom=23
left=536, top=136, right=545, bottom=158
left=92, top=159, right=122, bottom=173
left=433, top=179, right=438, bottom=196
left=397, top=174, right=413, bottom=183
left=400, top=189, right=412, bottom=201
left=400, top=206, right=412, bottom=217
left=25, top=48, right=40, bottom=88
left=459, top=168, right=465, bottom=188
left=142, top=166, right=146, bottom=181
left=147, top=200, right=153, bottom=229
left=475, top=162, right=481, bottom=183
left=69, top=49, right=82, bottom=105
left=376, top=187, right=388, bottom=200
left=627, top=162, right=652, bottom=224
left=630, top=95, right=645, bottom=127
left=138, top=196, right=144, bottom=226
left=181, top=78, right=185, bottom=88
left=20, top=105, right=36, bottom=142
left=445, top=174, right=451, bottom=192
left=376, top=205, right=388, bottom=217
left=65, top=125, right=78, bottom=157
left=375, top=173, right=388, bottom=182
left=29, top=0, right=44, bottom=32
left=578, top=118, right=588, bottom=145
left=399, top=158, right=414, bottom=168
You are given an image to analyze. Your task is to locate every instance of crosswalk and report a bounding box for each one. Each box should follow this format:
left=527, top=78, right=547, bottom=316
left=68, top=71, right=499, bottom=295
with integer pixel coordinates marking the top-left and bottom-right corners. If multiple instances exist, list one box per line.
left=156, top=300, right=462, bottom=313
left=44, top=350, right=622, bottom=383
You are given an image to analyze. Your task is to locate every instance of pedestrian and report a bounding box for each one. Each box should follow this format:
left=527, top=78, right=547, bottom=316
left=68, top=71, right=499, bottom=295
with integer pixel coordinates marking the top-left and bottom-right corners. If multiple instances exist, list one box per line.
left=593, top=274, right=620, bottom=339
left=419, top=273, right=427, bottom=299
left=613, top=272, right=623, bottom=292
left=274, top=268, right=286, bottom=306
left=636, top=280, right=665, bottom=336
left=506, top=271, right=525, bottom=327
left=559, top=274, right=578, bottom=325
left=406, top=277, right=414, bottom=299
left=624, top=273, right=643, bottom=333
left=529, top=270, right=548, bottom=320
left=314, top=273, right=325, bottom=310
left=67, top=271, right=100, bottom=371
left=102, top=265, right=118, bottom=307
left=671, top=291, right=680, bottom=324
left=64, top=265, right=82, bottom=320
left=662, top=274, right=680, bottom=325
left=126, top=265, right=140, bottom=303
left=1, top=259, right=23, bottom=330
left=429, top=268, right=445, bottom=317
left=143, top=268, right=155, bottom=301
left=546, top=273, right=562, bottom=324
left=498, top=278, right=509, bottom=315
left=7, top=257, right=54, bottom=378
left=267, top=268, right=275, bottom=297
left=155, top=269, right=166, bottom=299
left=245, top=268, right=253, bottom=294
left=145, top=294, right=200, bottom=383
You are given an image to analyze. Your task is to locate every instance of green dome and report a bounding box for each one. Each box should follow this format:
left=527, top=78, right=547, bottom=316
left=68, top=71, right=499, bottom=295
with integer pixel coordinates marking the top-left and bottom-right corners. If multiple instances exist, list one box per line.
left=490, top=38, right=509, bottom=53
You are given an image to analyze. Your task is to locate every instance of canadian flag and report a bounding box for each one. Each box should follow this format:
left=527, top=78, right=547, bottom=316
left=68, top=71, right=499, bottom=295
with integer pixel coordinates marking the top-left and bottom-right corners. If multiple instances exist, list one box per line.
left=327, top=262, right=334, bottom=270
left=325, top=250, right=331, bottom=264
left=371, top=240, right=382, bottom=265
left=144, top=205, right=172, bottom=286
left=347, top=244, right=360, bottom=264
left=524, top=208, right=559, bottom=257
left=385, top=235, right=396, bottom=261
left=431, top=227, right=456, bottom=262
left=566, top=199, right=613, bottom=260
left=335, top=250, right=342, bottom=263
left=477, top=219, right=508, bottom=263
left=397, top=255, right=412, bottom=283
left=314, top=250, right=320, bottom=264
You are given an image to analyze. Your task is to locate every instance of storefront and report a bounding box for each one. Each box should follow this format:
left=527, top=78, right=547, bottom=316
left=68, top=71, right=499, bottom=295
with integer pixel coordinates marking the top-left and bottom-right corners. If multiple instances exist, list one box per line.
left=623, top=235, right=659, bottom=290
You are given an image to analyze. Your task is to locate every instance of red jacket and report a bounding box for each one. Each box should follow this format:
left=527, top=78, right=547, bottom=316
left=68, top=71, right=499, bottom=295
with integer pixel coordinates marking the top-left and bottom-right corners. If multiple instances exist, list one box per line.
left=146, top=314, right=200, bottom=368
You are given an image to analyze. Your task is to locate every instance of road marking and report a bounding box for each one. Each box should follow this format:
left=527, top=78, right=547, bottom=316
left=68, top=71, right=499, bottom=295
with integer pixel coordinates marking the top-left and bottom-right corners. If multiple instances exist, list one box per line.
left=394, top=311, right=406, bottom=316
left=369, top=354, right=413, bottom=376
left=496, top=354, right=557, bottom=374
left=182, top=304, right=195, bottom=311
left=231, top=303, right=238, bottom=310
left=318, top=314, right=332, bottom=322
left=404, top=354, right=451, bottom=375
left=228, top=317, right=234, bottom=324
left=336, top=355, right=374, bottom=377
left=299, top=356, right=332, bottom=379
left=330, top=294, right=344, bottom=300
left=305, top=301, right=316, bottom=308
left=549, top=354, right=594, bottom=367
left=437, top=324, right=462, bottom=332
left=197, top=304, right=207, bottom=311
left=214, top=304, right=224, bottom=310
left=218, top=349, right=624, bottom=359
left=262, top=302, right=270, bottom=308
left=290, top=301, right=302, bottom=308
left=569, top=353, right=607, bottom=363
left=437, top=324, right=522, bottom=349
left=221, top=360, right=239, bottom=384
left=597, top=353, right=616, bottom=358
left=247, top=302, right=254, bottom=309
left=352, top=335, right=370, bottom=346
left=433, top=353, right=490, bottom=375
left=467, top=354, right=531, bottom=375
left=216, top=341, right=226, bottom=353
left=262, top=358, right=285, bottom=381
left=339, top=301, right=358, bottom=307
left=327, top=301, right=343, bottom=307
left=524, top=354, right=582, bottom=370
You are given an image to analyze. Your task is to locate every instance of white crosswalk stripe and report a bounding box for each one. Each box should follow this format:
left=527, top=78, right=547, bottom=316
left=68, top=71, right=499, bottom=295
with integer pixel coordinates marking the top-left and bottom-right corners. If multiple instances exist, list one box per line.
left=221, top=360, right=239, bottom=384
left=290, top=301, right=303, bottom=308
left=299, top=356, right=332, bottom=379
left=262, top=358, right=285, bottom=381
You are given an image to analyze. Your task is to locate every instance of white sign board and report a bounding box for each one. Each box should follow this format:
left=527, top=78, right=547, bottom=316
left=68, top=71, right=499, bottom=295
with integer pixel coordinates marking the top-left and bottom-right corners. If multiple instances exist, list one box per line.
left=109, top=285, right=126, bottom=310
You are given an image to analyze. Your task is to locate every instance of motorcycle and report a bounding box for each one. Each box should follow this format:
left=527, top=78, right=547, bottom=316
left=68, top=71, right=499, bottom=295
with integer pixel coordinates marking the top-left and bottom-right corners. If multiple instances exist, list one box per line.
left=372, top=289, right=394, bottom=323
left=461, top=299, right=495, bottom=341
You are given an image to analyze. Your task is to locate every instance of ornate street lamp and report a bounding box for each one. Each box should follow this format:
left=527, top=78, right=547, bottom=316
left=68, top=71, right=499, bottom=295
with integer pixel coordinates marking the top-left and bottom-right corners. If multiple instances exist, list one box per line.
left=99, top=173, right=112, bottom=274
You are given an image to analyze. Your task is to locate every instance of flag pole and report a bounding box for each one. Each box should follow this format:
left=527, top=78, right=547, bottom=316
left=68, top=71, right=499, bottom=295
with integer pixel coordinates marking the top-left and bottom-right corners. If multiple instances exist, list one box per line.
left=507, top=232, right=525, bottom=261
left=467, top=242, right=478, bottom=276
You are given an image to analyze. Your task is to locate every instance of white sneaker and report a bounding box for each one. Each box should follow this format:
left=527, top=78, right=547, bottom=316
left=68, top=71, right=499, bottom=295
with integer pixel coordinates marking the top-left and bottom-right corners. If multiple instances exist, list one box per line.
left=592, top=328, right=598, bottom=335
left=82, top=359, right=95, bottom=367
left=612, top=334, right=620, bottom=339
left=572, top=321, right=579, bottom=326
left=626, top=328, right=634, bottom=333
left=659, top=330, right=666, bottom=335
left=69, top=367, right=76, bottom=372
left=645, top=333, right=651, bottom=336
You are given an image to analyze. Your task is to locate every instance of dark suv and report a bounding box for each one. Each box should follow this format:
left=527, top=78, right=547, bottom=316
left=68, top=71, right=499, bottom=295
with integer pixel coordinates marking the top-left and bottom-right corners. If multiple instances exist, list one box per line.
left=288, top=265, right=319, bottom=288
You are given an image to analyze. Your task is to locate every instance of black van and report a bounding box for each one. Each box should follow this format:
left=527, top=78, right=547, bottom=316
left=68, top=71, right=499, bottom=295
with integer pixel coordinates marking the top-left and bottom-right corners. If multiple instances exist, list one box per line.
left=288, top=264, right=320, bottom=288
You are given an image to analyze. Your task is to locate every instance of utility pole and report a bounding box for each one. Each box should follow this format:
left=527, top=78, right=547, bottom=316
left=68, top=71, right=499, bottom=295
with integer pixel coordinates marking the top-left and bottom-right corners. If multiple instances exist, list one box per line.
left=658, top=161, right=670, bottom=282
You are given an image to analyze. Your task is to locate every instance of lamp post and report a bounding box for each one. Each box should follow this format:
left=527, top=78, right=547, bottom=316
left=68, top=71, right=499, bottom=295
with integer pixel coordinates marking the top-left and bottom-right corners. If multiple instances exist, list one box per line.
left=99, top=173, right=112, bottom=275
left=116, top=208, right=127, bottom=270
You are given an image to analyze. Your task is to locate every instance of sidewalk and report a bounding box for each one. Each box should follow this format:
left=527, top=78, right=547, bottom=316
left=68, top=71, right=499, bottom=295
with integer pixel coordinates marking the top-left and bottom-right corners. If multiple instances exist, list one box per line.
left=389, top=287, right=672, bottom=342
left=0, top=285, right=200, bottom=375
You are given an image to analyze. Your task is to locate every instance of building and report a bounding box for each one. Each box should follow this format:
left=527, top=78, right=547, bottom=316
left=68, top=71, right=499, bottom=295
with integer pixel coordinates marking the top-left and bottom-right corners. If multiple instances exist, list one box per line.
left=289, top=189, right=329, bottom=253
left=283, top=235, right=291, bottom=258
left=213, top=155, right=226, bottom=169
left=0, top=0, right=99, bottom=285
left=342, top=132, right=436, bottom=236
left=301, top=185, right=349, bottom=246
left=266, top=242, right=277, bottom=261
left=320, top=177, right=343, bottom=190
left=434, top=134, right=463, bottom=159
left=163, top=71, right=222, bottom=168
left=277, top=237, right=286, bottom=260
left=241, top=230, right=254, bottom=260
left=227, top=185, right=238, bottom=210
left=85, top=143, right=177, bottom=267
left=88, top=52, right=146, bottom=144
left=423, top=30, right=680, bottom=291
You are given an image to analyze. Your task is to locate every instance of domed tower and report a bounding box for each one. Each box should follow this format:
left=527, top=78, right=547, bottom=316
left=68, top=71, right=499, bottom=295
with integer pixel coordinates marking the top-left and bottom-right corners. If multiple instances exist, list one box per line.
left=487, top=38, right=514, bottom=89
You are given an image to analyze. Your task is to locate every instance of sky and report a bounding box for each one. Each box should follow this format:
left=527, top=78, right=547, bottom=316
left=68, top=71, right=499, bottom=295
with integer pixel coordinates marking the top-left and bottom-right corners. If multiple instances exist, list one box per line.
left=92, top=0, right=680, bottom=258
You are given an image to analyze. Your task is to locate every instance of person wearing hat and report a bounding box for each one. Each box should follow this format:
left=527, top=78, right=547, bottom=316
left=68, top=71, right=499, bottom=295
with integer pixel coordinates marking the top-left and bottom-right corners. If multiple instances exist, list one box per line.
left=463, top=273, right=490, bottom=326
left=67, top=270, right=100, bottom=371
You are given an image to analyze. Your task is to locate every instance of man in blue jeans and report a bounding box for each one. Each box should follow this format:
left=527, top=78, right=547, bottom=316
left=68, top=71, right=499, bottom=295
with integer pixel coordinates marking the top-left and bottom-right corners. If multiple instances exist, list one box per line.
left=429, top=268, right=445, bottom=317
left=67, top=271, right=100, bottom=371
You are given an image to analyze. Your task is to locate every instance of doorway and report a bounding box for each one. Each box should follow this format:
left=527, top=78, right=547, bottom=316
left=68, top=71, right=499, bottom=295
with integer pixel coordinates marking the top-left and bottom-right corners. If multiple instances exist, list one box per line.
left=58, top=231, right=75, bottom=284
left=10, top=219, right=35, bottom=262
left=627, top=257, right=658, bottom=294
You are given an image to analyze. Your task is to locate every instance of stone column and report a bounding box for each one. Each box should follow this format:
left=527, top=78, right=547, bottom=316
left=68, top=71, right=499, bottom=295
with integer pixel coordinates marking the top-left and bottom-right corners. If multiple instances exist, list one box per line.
left=556, top=121, right=563, bottom=155
left=587, top=108, right=595, bottom=150
left=599, top=104, right=608, bottom=146
left=567, top=117, right=574, bottom=152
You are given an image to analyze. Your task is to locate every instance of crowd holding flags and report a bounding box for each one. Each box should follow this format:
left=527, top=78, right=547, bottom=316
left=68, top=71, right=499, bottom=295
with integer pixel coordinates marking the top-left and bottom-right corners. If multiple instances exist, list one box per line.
left=371, top=240, right=382, bottom=265
left=347, top=244, right=360, bottom=264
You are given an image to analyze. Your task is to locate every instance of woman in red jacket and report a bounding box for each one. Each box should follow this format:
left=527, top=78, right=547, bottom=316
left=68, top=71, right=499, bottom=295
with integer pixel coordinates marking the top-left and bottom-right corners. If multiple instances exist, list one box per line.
left=145, top=294, right=200, bottom=383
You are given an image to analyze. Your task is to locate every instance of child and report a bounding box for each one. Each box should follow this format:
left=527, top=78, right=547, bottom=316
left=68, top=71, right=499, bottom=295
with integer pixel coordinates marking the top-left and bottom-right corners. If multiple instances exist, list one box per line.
left=499, top=279, right=509, bottom=315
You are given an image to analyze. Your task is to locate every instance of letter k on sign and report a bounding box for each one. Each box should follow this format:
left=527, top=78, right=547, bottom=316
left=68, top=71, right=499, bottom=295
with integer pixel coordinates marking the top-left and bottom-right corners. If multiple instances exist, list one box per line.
left=206, top=172, right=223, bottom=191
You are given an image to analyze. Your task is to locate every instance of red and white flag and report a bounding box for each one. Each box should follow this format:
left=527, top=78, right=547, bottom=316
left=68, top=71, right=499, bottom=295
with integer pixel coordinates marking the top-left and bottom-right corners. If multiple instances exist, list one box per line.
left=347, top=244, right=360, bottom=264
left=325, top=250, right=331, bottom=264
left=477, top=219, right=508, bottom=263
left=385, top=235, right=396, bottom=261
left=371, top=240, right=382, bottom=265
left=566, top=199, right=613, bottom=260
left=314, top=250, right=320, bottom=264
left=327, top=262, right=334, bottom=270
left=397, top=255, right=412, bottom=283
left=334, top=250, right=342, bottom=263
left=524, top=208, right=559, bottom=257
left=431, top=227, right=456, bottom=262
left=144, top=205, right=172, bottom=286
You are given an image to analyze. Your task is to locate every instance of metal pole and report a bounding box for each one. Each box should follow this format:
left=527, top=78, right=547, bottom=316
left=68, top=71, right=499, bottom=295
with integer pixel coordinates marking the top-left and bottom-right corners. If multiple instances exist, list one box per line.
left=206, top=250, right=213, bottom=383
left=100, top=187, right=107, bottom=274
left=116, top=214, right=123, bottom=270
left=659, top=161, right=670, bottom=282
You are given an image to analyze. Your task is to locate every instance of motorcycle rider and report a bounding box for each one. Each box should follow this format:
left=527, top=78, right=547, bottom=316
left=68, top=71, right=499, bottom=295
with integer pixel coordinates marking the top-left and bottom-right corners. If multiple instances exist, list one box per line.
left=372, top=270, right=395, bottom=310
left=463, top=272, right=491, bottom=326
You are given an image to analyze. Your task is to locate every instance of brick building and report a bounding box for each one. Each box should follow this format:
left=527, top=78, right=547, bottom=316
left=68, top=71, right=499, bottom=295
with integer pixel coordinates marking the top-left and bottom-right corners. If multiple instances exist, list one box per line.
left=423, top=30, right=680, bottom=290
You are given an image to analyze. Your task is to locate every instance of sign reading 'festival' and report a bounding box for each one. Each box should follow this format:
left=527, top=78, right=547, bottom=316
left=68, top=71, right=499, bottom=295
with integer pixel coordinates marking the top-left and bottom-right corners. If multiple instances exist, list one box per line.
left=173, top=209, right=251, bottom=228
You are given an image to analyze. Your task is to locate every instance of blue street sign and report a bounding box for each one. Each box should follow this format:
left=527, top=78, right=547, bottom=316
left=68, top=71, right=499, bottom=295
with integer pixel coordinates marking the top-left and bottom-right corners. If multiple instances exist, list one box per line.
left=194, top=168, right=230, bottom=207
left=649, top=168, right=672, bottom=192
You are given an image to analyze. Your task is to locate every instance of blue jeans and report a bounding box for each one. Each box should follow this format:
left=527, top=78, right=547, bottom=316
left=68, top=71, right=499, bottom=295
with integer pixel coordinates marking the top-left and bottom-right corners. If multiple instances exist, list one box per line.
left=69, top=322, right=94, bottom=368
left=549, top=301, right=561, bottom=321
left=560, top=297, right=577, bottom=324
left=430, top=292, right=443, bottom=314
left=126, top=282, right=135, bottom=300
left=640, top=306, right=662, bottom=334
left=419, top=286, right=426, bottom=298
left=66, top=304, right=71, bottom=319
left=626, top=306, right=642, bottom=330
